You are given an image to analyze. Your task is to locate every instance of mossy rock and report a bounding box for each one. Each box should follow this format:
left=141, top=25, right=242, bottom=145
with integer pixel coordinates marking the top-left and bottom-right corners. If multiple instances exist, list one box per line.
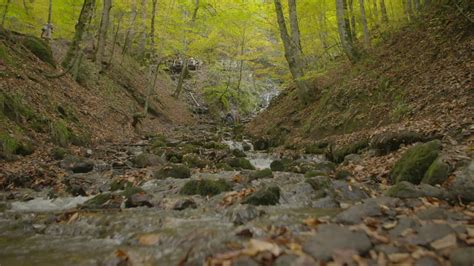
left=70, top=132, right=91, bottom=147
left=391, top=140, right=442, bottom=184
left=15, top=140, right=34, bottom=156
left=154, top=164, right=191, bottom=179
left=216, top=162, right=234, bottom=171
left=335, top=170, right=352, bottom=180
left=386, top=181, right=422, bottom=198
left=305, top=177, right=332, bottom=191
left=226, top=157, right=255, bottom=170
left=0, top=133, right=34, bottom=157
left=150, top=138, right=167, bottom=150
left=370, top=131, right=426, bottom=155
left=203, top=141, right=228, bottom=150
left=304, top=170, right=328, bottom=178
left=179, top=143, right=200, bottom=154
left=232, top=149, right=246, bottom=158
left=331, top=139, right=369, bottom=163
left=270, top=160, right=286, bottom=171
left=132, top=153, right=164, bottom=168
left=253, top=139, right=270, bottom=151
left=180, top=179, right=232, bottom=196
left=249, top=168, right=273, bottom=181
left=110, top=180, right=133, bottom=191
left=242, top=186, right=280, bottom=206
left=22, top=36, right=55, bottom=66
left=305, top=141, right=329, bottom=154
left=422, top=158, right=450, bottom=185
left=121, top=186, right=145, bottom=198
left=182, top=153, right=209, bottom=169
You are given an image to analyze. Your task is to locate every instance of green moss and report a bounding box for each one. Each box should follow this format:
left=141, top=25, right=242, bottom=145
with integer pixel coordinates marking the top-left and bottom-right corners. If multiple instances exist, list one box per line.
left=305, top=177, right=332, bottom=191
left=226, top=157, right=255, bottom=170
left=386, top=181, right=420, bottom=198
left=370, top=131, right=425, bottom=155
left=22, top=36, right=55, bottom=66
left=155, top=164, right=191, bottom=179
left=110, top=180, right=133, bottom=191
left=15, top=140, right=34, bottom=156
left=216, top=162, right=234, bottom=171
left=249, top=168, right=273, bottom=181
left=305, top=141, right=329, bottom=154
left=391, top=140, right=442, bottom=184
left=180, top=179, right=233, bottom=196
left=242, top=186, right=280, bottom=206
left=232, top=149, right=246, bottom=158
left=304, top=170, right=328, bottom=178
left=50, top=121, right=71, bottom=147
left=270, top=160, right=286, bottom=171
left=422, top=158, right=450, bottom=185
left=51, top=147, right=67, bottom=160
left=70, top=132, right=91, bottom=147
left=182, top=153, right=209, bottom=168
left=335, top=170, right=352, bottom=180
left=331, top=139, right=369, bottom=163
left=121, top=187, right=145, bottom=198
left=0, top=132, right=19, bottom=154
left=1, top=93, right=36, bottom=123
left=82, top=193, right=113, bottom=209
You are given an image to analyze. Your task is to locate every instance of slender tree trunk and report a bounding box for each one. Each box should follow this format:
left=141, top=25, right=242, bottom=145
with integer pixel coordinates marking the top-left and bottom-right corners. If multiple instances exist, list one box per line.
left=273, top=0, right=311, bottom=104
left=336, top=0, right=358, bottom=62
left=63, top=0, right=96, bottom=68
left=359, top=0, right=370, bottom=47
left=138, top=0, right=147, bottom=58
left=95, top=0, right=112, bottom=71
left=108, top=13, right=122, bottom=67
left=348, top=0, right=357, bottom=41
left=149, top=0, right=158, bottom=56
left=173, top=0, right=199, bottom=99
left=380, top=0, right=389, bottom=22
left=414, top=0, right=420, bottom=11
left=1, top=0, right=11, bottom=27
left=122, top=0, right=137, bottom=55
left=372, top=0, right=379, bottom=22
left=47, top=0, right=53, bottom=24
left=406, top=0, right=414, bottom=20
left=236, top=26, right=247, bottom=98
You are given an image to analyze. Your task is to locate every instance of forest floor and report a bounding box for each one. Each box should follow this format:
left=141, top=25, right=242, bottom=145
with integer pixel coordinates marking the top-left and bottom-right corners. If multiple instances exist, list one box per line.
left=0, top=4, right=473, bottom=266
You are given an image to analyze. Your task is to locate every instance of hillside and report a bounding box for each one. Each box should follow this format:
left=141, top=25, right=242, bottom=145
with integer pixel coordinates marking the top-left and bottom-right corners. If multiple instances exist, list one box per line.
left=0, top=30, right=195, bottom=159
left=247, top=6, right=473, bottom=151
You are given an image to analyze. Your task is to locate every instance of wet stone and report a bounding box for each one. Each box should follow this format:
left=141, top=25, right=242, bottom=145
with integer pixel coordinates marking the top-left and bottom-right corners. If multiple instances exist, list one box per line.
left=302, top=224, right=372, bottom=261
left=415, top=256, right=441, bottom=266
left=242, top=186, right=280, bottom=206
left=334, top=197, right=399, bottom=224
left=450, top=247, right=474, bottom=266
left=227, top=205, right=263, bottom=225
left=410, top=223, right=454, bottom=245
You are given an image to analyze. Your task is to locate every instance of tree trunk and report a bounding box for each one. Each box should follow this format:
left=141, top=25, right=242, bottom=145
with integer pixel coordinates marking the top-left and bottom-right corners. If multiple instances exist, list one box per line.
left=358, top=0, right=370, bottom=47
left=95, top=0, right=112, bottom=71
left=149, top=0, right=158, bottom=56
left=1, top=0, right=11, bottom=27
left=372, top=0, right=379, bottom=22
left=380, top=0, right=389, bottom=22
left=406, top=0, right=414, bottom=20
left=122, top=0, right=137, bottom=55
left=414, top=0, right=420, bottom=11
left=236, top=26, right=247, bottom=98
left=138, top=0, right=147, bottom=58
left=348, top=0, right=357, bottom=41
left=273, top=0, right=311, bottom=104
left=108, top=13, right=122, bottom=67
left=336, top=0, right=357, bottom=62
left=63, top=0, right=96, bottom=68
left=173, top=0, right=199, bottom=99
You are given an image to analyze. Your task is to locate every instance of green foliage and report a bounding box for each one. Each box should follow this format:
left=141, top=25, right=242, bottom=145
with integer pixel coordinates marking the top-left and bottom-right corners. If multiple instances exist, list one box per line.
left=51, top=147, right=68, bottom=160
left=391, top=140, right=442, bottom=184
left=22, top=36, right=55, bottom=66
left=422, top=158, right=450, bottom=185
left=0, top=132, right=19, bottom=155
left=50, top=120, right=71, bottom=147
left=180, top=179, right=233, bottom=197
left=249, top=168, right=273, bottom=181
left=226, top=157, right=255, bottom=170
left=155, top=164, right=191, bottom=179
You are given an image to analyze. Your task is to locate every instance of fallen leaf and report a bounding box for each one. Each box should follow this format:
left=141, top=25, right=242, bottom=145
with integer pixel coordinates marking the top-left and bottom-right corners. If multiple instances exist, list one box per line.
left=382, top=221, right=398, bottom=230
left=387, top=253, right=410, bottom=263
left=243, top=239, right=281, bottom=257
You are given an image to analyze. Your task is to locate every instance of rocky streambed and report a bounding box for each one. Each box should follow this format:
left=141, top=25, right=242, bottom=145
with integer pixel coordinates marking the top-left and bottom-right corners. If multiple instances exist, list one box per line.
left=0, top=125, right=473, bottom=265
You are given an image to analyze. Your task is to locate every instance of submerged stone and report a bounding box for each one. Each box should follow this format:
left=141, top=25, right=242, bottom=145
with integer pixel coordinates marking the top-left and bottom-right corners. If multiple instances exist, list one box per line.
left=242, top=186, right=280, bottom=206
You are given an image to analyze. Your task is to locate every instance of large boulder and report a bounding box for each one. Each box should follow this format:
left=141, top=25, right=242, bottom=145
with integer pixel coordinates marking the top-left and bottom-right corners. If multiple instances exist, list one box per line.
left=450, top=247, right=474, bottom=266
left=386, top=181, right=450, bottom=200
left=390, top=140, right=442, bottom=184
left=132, top=153, right=164, bottom=168
left=449, top=161, right=474, bottom=203
left=421, top=158, right=450, bottom=185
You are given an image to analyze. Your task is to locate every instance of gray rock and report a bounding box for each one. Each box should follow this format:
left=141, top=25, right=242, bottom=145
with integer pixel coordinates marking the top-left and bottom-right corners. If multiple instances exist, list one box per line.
left=415, top=256, right=441, bottom=266
left=389, top=218, right=420, bottom=238
left=233, top=256, right=259, bottom=266
left=125, top=193, right=153, bottom=208
left=374, top=244, right=401, bottom=255
left=330, top=180, right=368, bottom=203
left=450, top=247, right=474, bottom=266
left=417, top=207, right=461, bottom=221
left=343, top=154, right=362, bottom=165
left=132, top=153, right=164, bottom=168
left=449, top=161, right=474, bottom=203
left=312, top=196, right=339, bottom=208
left=64, top=173, right=104, bottom=196
left=387, top=182, right=450, bottom=200
left=227, top=205, right=263, bottom=225
left=60, top=156, right=94, bottom=173
left=302, top=224, right=372, bottom=261
left=274, top=255, right=315, bottom=266
left=334, top=197, right=399, bottom=224
left=173, top=199, right=197, bottom=211
left=411, top=223, right=454, bottom=245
